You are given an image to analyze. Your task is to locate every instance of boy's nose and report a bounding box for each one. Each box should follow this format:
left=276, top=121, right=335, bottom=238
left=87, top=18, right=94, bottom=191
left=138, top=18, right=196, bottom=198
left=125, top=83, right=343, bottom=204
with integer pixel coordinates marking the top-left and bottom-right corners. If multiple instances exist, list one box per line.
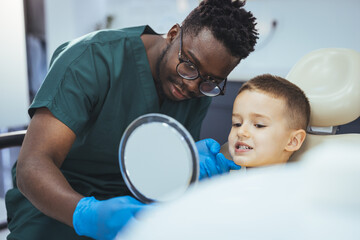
left=237, top=125, right=250, bottom=138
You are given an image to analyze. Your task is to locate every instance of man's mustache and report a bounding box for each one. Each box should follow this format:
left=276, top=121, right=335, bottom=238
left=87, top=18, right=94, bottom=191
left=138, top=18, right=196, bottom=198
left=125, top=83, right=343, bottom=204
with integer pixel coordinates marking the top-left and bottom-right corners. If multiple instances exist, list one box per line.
left=168, top=77, right=198, bottom=98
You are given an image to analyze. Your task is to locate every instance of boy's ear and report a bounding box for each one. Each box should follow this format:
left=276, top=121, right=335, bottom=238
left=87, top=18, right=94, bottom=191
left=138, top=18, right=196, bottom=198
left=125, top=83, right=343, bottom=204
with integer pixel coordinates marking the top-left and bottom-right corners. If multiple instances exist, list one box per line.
left=166, top=24, right=181, bottom=43
left=285, top=129, right=306, bottom=152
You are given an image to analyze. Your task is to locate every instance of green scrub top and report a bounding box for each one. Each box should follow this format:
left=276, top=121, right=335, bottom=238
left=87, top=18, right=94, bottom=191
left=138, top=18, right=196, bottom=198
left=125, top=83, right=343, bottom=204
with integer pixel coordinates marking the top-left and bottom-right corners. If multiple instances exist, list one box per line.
left=6, top=25, right=211, bottom=240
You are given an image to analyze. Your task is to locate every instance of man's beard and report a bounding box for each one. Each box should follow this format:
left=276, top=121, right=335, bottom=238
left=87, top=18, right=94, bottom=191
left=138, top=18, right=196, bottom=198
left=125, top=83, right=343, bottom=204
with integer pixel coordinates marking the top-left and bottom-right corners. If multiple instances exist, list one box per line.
left=154, top=44, right=171, bottom=100
left=155, top=44, right=199, bottom=99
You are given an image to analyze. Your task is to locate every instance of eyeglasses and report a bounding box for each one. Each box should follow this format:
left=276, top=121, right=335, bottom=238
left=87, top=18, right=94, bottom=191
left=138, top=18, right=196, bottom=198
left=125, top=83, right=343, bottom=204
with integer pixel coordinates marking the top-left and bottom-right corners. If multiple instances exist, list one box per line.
left=176, top=28, right=227, bottom=97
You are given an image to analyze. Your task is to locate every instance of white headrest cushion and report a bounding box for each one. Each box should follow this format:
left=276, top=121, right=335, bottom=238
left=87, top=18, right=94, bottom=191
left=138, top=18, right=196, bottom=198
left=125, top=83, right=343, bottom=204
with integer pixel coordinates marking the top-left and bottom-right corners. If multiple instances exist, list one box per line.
left=286, top=48, right=360, bottom=127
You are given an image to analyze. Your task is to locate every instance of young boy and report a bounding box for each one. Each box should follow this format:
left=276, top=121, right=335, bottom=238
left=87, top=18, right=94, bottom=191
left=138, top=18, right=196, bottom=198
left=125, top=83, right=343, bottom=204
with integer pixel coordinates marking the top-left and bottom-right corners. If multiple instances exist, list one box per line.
left=226, top=74, right=310, bottom=168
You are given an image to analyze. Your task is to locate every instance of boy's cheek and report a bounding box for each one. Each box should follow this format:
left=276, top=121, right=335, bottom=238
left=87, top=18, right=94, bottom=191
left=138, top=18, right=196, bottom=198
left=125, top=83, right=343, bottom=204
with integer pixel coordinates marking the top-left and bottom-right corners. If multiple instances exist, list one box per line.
left=228, top=130, right=235, bottom=142
left=228, top=145, right=235, bottom=159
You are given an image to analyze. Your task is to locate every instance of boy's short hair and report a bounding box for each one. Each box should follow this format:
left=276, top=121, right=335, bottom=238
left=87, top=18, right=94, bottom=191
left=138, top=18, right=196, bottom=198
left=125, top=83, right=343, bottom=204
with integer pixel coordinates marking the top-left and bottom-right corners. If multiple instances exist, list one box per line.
left=238, top=74, right=311, bottom=130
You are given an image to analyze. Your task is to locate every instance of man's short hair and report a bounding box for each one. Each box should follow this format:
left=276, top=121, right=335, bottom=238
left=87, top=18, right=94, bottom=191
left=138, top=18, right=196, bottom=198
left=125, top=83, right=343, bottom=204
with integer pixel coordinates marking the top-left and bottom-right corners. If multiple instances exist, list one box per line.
left=182, top=0, right=258, bottom=61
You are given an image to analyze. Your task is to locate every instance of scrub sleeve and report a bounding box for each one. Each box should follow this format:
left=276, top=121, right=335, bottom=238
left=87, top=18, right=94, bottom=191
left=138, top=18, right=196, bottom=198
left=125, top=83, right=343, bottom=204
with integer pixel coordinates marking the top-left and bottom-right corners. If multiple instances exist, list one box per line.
left=5, top=25, right=211, bottom=240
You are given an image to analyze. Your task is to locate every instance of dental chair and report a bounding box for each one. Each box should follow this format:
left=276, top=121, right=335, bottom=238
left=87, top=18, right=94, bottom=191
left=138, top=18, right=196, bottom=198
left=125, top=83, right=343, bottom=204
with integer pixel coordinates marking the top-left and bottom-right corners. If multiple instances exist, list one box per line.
left=286, top=48, right=360, bottom=163
left=117, top=48, right=360, bottom=240
left=0, top=130, right=26, bottom=150
left=0, top=130, right=26, bottom=230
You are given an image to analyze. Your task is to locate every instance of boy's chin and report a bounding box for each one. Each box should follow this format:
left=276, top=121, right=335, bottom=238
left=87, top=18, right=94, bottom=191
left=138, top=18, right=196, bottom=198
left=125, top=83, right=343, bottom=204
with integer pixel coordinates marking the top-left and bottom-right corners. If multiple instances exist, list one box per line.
left=233, top=158, right=262, bottom=168
left=232, top=158, right=246, bottom=167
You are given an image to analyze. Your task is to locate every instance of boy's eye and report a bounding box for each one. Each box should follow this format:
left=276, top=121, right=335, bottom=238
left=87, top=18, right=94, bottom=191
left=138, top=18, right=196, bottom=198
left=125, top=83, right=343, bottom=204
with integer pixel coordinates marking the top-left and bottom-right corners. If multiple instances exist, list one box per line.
left=232, top=123, right=242, bottom=127
left=254, top=124, right=266, bottom=128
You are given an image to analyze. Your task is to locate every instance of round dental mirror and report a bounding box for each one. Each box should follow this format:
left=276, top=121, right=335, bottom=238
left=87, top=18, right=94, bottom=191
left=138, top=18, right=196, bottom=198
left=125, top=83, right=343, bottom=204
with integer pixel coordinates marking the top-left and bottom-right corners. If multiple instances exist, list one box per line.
left=119, top=113, right=199, bottom=203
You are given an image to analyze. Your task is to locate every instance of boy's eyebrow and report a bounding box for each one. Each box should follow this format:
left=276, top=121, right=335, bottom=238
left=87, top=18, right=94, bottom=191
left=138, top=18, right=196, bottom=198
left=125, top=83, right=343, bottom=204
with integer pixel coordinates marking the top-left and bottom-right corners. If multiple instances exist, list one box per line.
left=251, top=113, right=271, bottom=120
left=232, top=112, right=271, bottom=120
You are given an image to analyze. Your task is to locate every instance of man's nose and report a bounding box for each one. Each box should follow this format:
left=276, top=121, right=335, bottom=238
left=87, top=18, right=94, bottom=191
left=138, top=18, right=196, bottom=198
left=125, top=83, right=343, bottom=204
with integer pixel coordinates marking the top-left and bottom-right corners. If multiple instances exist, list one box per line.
left=183, top=78, right=202, bottom=96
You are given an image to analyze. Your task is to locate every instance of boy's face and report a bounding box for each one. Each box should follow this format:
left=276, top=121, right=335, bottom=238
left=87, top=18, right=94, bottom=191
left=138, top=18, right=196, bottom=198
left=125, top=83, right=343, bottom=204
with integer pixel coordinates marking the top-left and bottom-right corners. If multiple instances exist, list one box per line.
left=228, top=90, right=295, bottom=167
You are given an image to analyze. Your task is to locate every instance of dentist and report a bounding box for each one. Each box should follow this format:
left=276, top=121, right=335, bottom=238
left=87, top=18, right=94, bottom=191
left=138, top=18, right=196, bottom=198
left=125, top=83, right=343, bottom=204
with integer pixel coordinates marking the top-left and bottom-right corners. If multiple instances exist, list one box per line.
left=5, top=1, right=257, bottom=239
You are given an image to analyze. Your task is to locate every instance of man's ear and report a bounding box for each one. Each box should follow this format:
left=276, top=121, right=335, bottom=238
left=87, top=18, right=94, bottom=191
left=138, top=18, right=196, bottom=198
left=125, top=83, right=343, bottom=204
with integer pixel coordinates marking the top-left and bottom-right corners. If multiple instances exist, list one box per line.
left=166, top=24, right=181, bottom=44
left=285, top=129, right=306, bottom=152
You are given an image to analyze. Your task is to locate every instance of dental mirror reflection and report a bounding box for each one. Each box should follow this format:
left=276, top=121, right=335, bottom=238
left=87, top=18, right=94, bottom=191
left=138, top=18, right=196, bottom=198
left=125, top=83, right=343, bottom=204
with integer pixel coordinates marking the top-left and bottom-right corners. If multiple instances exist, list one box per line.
left=119, top=113, right=199, bottom=203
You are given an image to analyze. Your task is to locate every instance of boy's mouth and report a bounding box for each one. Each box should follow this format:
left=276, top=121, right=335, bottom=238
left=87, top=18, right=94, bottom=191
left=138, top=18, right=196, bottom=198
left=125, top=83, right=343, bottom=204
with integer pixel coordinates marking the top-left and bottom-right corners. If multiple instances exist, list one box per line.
left=235, top=142, right=253, bottom=150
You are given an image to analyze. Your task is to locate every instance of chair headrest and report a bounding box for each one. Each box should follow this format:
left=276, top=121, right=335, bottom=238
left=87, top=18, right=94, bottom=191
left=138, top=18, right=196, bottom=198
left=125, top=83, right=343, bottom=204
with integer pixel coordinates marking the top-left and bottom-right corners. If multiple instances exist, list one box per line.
left=286, top=48, right=360, bottom=127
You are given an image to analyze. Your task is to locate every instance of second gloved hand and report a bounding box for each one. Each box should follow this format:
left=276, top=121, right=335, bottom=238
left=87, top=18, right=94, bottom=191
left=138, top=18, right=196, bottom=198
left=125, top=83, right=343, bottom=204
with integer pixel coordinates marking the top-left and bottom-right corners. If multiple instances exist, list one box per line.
left=196, top=138, right=241, bottom=180
left=73, top=195, right=147, bottom=240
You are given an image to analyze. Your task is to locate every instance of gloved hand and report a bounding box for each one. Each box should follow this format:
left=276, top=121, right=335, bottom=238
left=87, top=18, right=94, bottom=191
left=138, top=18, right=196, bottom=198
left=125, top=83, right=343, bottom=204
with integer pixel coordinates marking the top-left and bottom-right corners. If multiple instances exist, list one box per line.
left=73, top=195, right=146, bottom=240
left=196, top=138, right=241, bottom=180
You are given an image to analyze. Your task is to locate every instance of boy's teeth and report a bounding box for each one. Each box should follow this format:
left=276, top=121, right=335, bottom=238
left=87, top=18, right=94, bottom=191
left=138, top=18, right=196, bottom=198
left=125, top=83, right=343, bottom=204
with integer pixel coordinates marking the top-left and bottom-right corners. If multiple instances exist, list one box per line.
left=238, top=145, right=250, bottom=149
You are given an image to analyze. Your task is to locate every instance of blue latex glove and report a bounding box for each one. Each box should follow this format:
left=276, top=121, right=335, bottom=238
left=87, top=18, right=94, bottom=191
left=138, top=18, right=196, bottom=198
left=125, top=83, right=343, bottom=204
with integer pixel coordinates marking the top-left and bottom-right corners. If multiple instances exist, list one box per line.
left=196, top=138, right=241, bottom=180
left=73, top=195, right=146, bottom=240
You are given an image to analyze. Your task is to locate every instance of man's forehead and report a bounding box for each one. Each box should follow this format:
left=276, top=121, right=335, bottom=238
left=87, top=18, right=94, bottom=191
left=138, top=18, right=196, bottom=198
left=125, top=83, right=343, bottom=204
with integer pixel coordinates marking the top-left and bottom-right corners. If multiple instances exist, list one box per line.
left=183, top=30, right=238, bottom=76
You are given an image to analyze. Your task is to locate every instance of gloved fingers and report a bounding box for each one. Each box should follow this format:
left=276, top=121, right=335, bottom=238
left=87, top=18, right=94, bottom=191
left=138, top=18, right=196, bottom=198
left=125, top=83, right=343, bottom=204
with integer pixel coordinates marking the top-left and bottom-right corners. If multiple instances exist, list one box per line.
left=121, top=195, right=144, bottom=204
left=199, top=164, right=208, bottom=180
left=216, top=153, right=241, bottom=171
left=204, top=156, right=219, bottom=176
left=228, top=161, right=241, bottom=170
left=128, top=204, right=145, bottom=215
left=73, top=195, right=152, bottom=240
left=133, top=203, right=158, bottom=219
left=112, top=196, right=148, bottom=216
left=204, top=138, right=221, bottom=154
left=196, top=138, right=219, bottom=153
left=199, top=157, right=213, bottom=179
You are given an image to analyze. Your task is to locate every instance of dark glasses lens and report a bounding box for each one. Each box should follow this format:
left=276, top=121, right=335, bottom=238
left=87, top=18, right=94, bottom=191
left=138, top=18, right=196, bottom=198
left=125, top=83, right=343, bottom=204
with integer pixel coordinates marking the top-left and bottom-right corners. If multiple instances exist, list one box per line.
left=176, top=62, right=198, bottom=79
left=199, top=81, right=221, bottom=97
